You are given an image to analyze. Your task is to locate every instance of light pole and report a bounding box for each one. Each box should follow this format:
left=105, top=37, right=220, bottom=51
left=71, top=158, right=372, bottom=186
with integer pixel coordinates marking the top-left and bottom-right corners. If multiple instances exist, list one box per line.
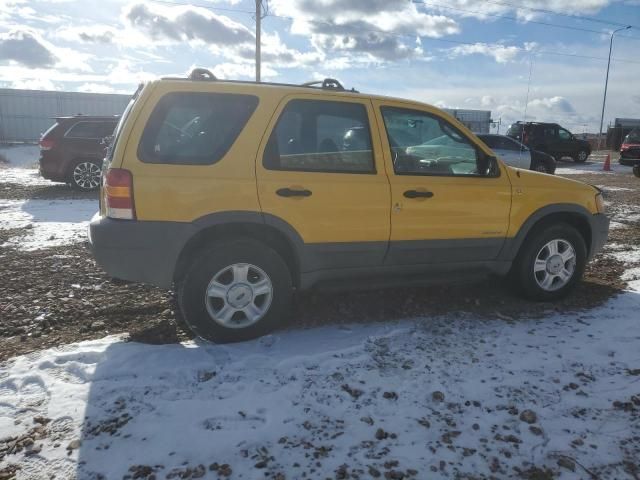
left=597, top=25, right=631, bottom=151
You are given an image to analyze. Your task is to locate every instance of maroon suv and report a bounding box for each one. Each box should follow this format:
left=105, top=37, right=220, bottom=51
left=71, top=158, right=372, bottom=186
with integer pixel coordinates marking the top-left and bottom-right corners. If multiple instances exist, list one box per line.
left=39, top=115, right=119, bottom=190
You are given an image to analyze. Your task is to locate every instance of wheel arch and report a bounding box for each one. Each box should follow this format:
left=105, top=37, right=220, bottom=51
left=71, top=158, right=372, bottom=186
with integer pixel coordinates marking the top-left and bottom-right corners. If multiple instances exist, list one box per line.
left=500, top=204, right=593, bottom=262
left=173, top=212, right=303, bottom=289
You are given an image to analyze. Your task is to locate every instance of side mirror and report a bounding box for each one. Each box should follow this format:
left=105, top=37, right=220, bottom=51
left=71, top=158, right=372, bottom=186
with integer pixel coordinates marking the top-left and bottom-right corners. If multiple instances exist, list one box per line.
left=477, top=150, right=500, bottom=177
left=486, top=155, right=500, bottom=177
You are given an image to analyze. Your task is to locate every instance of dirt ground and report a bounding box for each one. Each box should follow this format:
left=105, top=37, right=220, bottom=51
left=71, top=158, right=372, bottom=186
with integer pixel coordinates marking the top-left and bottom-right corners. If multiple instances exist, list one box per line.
left=1, top=158, right=639, bottom=362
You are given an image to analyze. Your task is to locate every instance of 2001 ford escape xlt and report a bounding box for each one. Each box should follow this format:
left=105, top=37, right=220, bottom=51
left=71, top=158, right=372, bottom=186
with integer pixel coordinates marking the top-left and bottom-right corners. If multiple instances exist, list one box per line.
left=88, top=69, right=610, bottom=343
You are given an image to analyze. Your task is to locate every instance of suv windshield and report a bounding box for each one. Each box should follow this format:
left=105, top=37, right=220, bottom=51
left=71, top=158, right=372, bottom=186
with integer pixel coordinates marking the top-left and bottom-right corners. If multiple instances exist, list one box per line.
left=624, top=129, right=640, bottom=144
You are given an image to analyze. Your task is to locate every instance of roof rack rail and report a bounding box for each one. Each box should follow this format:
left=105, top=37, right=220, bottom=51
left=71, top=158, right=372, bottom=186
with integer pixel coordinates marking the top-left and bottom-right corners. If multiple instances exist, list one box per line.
left=301, top=78, right=358, bottom=93
left=189, top=68, right=217, bottom=81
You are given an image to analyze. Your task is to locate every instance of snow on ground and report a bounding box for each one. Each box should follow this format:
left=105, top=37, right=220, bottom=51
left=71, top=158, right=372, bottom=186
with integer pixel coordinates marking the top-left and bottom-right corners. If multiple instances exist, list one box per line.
left=0, top=199, right=97, bottom=250
left=0, top=144, right=39, bottom=169
left=0, top=168, right=52, bottom=186
left=555, top=162, right=625, bottom=175
left=1, top=281, right=639, bottom=479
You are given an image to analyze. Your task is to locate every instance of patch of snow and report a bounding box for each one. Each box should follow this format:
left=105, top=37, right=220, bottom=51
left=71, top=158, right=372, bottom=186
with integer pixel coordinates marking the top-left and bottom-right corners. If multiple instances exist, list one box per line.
left=1, top=284, right=640, bottom=478
left=0, top=144, right=40, bottom=168
left=0, top=167, right=52, bottom=186
left=609, top=247, right=640, bottom=264
left=596, top=185, right=632, bottom=192
left=622, top=266, right=640, bottom=282
left=556, top=160, right=628, bottom=175
left=0, top=199, right=97, bottom=250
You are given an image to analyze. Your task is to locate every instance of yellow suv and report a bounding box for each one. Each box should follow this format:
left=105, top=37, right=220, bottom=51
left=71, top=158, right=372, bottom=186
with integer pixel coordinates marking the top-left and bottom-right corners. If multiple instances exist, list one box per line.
left=89, top=69, right=609, bottom=343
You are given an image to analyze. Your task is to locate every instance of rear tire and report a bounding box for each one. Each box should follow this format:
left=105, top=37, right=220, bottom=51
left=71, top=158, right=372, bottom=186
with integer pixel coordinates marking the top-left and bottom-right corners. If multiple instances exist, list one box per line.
left=178, top=239, right=293, bottom=343
left=573, top=150, right=589, bottom=163
left=69, top=159, right=101, bottom=191
left=513, top=223, right=586, bottom=301
left=633, top=165, right=640, bottom=178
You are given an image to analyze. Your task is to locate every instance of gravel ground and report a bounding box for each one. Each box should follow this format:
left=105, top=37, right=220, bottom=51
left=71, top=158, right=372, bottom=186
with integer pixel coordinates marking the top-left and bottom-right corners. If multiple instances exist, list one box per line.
left=1, top=160, right=638, bottom=361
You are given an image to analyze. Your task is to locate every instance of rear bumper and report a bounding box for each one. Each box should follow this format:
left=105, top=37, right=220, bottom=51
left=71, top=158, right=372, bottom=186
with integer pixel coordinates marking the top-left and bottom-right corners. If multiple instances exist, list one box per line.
left=39, top=153, right=67, bottom=182
left=589, top=213, right=609, bottom=260
left=619, top=157, right=640, bottom=167
left=88, top=214, right=194, bottom=289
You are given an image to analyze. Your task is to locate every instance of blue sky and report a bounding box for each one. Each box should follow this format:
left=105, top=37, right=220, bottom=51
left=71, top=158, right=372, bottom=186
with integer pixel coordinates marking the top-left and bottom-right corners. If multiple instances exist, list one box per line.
left=0, top=0, right=639, bottom=132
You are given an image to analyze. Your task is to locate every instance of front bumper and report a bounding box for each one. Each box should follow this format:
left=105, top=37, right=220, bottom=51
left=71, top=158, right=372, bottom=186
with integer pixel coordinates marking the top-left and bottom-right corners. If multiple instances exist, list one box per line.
left=88, top=214, right=194, bottom=288
left=589, top=213, right=610, bottom=260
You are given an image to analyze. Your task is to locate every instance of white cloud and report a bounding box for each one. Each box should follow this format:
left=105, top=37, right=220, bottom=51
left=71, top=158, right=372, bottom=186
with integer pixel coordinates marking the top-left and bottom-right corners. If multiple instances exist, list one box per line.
left=124, top=3, right=254, bottom=47
left=9, top=77, right=58, bottom=90
left=449, top=43, right=520, bottom=63
left=0, top=29, right=57, bottom=67
left=272, top=0, right=458, bottom=62
left=77, top=82, right=117, bottom=93
left=528, top=96, right=576, bottom=114
left=209, top=62, right=277, bottom=80
left=56, top=25, right=117, bottom=44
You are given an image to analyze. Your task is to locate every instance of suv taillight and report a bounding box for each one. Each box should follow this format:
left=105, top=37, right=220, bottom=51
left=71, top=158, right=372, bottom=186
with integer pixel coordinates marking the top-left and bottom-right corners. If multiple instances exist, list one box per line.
left=104, top=168, right=135, bottom=220
left=39, top=138, right=55, bottom=150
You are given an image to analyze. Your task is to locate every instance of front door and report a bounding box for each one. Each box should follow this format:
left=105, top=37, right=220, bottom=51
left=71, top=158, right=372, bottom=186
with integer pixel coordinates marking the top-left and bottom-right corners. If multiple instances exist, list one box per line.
left=256, top=95, right=391, bottom=272
left=557, top=127, right=575, bottom=156
left=372, top=101, right=512, bottom=265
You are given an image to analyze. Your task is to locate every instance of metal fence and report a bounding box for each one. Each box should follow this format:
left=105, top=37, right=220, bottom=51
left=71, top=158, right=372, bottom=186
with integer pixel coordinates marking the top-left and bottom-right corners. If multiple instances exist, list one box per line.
left=0, top=88, right=131, bottom=143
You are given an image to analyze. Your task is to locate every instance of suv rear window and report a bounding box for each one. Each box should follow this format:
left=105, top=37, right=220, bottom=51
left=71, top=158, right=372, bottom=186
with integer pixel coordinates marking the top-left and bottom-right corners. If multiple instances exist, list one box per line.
left=138, top=92, right=258, bottom=165
left=263, top=99, right=375, bottom=174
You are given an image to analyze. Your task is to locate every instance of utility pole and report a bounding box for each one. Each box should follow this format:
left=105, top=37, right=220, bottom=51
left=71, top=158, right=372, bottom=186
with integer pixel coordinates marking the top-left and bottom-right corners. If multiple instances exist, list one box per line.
left=255, top=0, right=261, bottom=82
left=597, top=25, right=631, bottom=151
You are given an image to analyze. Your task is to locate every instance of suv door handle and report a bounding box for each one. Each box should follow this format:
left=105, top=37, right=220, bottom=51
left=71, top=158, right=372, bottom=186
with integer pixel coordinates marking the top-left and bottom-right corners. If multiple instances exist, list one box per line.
left=404, top=190, right=434, bottom=199
left=276, top=188, right=312, bottom=197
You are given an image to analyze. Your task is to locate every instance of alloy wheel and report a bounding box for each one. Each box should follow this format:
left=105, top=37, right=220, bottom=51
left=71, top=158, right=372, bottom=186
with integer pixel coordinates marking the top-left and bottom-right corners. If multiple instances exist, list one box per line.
left=72, top=162, right=101, bottom=190
left=533, top=239, right=576, bottom=291
left=204, top=263, right=273, bottom=328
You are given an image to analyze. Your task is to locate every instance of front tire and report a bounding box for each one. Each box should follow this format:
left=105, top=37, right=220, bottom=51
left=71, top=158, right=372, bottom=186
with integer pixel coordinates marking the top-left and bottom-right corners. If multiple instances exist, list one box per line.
left=573, top=150, right=589, bottom=163
left=178, top=239, right=293, bottom=343
left=513, top=223, right=586, bottom=301
left=633, top=165, right=640, bottom=178
left=70, top=160, right=101, bottom=190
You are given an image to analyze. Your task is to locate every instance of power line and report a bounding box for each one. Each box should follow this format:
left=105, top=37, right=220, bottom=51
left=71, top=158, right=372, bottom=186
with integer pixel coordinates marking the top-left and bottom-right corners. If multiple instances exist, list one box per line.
left=413, top=0, right=640, bottom=39
left=413, top=0, right=639, bottom=30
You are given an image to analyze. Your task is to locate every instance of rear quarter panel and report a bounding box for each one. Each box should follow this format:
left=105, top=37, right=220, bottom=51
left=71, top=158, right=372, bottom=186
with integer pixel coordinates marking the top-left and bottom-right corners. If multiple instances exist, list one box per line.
left=116, top=82, right=283, bottom=222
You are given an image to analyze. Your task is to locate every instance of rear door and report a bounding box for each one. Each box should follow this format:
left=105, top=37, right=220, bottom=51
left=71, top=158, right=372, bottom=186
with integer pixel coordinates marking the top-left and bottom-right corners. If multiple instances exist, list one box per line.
left=256, top=95, right=391, bottom=272
left=373, top=100, right=512, bottom=265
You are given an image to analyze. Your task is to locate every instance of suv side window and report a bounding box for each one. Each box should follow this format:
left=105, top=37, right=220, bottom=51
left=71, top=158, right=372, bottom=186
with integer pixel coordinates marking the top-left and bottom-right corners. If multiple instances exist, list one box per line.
left=543, top=126, right=557, bottom=139
left=139, top=92, right=258, bottom=165
left=263, top=99, right=375, bottom=174
left=558, top=128, right=572, bottom=140
left=380, top=107, right=492, bottom=177
left=65, top=121, right=108, bottom=139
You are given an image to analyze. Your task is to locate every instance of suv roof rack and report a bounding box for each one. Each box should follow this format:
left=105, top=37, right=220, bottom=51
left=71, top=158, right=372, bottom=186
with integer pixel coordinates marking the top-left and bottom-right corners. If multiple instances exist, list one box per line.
left=300, top=78, right=358, bottom=93
left=189, top=68, right=218, bottom=81
left=163, top=68, right=360, bottom=93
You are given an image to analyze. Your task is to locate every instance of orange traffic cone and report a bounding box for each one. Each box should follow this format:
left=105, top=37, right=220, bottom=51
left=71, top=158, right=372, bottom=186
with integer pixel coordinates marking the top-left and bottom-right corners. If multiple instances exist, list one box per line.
left=603, top=154, right=611, bottom=171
